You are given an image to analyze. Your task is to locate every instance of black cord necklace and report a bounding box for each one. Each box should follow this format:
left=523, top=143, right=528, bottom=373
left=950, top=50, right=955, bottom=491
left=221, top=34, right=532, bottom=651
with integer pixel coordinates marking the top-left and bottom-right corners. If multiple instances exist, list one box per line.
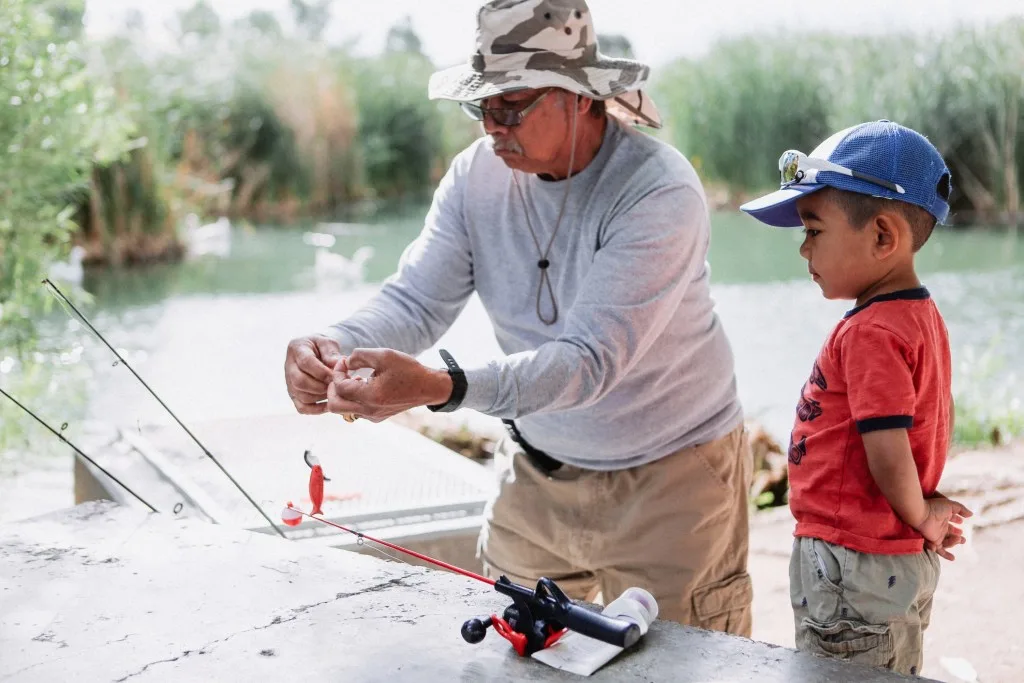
left=511, top=102, right=580, bottom=326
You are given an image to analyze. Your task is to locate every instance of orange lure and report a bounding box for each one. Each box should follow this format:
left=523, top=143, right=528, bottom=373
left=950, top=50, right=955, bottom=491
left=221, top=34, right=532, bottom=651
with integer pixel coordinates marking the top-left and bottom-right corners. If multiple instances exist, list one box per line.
left=304, top=450, right=330, bottom=516
left=309, top=465, right=326, bottom=515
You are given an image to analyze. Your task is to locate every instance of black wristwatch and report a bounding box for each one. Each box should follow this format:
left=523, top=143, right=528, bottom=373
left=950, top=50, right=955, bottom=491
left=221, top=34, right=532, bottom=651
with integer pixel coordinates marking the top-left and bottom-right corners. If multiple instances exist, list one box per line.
left=427, top=349, right=467, bottom=413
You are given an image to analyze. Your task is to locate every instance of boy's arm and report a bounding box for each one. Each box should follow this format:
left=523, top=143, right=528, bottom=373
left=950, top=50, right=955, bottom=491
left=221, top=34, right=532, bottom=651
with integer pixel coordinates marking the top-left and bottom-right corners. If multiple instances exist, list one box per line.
left=862, top=429, right=928, bottom=529
left=863, top=429, right=972, bottom=559
left=841, top=324, right=971, bottom=553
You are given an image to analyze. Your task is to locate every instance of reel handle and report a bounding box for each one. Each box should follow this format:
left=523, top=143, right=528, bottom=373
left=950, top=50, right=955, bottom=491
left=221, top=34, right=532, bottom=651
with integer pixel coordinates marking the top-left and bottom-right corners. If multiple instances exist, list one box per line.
left=461, top=616, right=493, bottom=644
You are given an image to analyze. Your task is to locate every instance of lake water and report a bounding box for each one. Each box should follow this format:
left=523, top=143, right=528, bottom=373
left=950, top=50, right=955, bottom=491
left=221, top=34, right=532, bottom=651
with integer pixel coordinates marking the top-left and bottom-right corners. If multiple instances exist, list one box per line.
left=1, top=208, right=1022, bottom=522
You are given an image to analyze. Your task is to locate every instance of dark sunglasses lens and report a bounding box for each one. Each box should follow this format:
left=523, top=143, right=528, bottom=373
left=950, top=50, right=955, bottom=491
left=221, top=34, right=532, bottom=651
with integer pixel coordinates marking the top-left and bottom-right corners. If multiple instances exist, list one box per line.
left=460, top=103, right=485, bottom=121
left=495, top=110, right=523, bottom=126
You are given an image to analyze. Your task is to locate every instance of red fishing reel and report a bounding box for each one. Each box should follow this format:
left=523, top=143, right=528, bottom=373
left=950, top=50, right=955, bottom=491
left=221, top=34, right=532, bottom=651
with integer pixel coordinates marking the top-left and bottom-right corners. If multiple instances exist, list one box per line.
left=461, top=576, right=641, bottom=656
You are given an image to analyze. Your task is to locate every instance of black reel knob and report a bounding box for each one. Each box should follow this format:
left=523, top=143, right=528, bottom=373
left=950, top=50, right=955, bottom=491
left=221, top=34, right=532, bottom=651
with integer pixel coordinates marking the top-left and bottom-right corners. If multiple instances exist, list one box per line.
left=461, top=617, right=491, bottom=644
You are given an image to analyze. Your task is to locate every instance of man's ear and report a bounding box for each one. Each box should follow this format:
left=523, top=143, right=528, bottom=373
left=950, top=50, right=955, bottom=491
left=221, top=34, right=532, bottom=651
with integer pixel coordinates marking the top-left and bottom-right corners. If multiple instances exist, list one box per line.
left=577, top=94, right=591, bottom=115
left=871, top=212, right=902, bottom=260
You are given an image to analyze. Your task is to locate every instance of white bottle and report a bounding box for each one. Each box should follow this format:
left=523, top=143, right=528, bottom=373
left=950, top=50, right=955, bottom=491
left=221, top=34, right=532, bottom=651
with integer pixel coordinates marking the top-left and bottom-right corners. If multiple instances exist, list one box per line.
left=531, top=587, right=659, bottom=676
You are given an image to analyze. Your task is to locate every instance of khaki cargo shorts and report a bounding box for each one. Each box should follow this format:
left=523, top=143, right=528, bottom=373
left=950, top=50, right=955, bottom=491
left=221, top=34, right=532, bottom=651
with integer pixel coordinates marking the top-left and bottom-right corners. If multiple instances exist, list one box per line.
left=478, top=423, right=754, bottom=636
left=790, top=536, right=941, bottom=676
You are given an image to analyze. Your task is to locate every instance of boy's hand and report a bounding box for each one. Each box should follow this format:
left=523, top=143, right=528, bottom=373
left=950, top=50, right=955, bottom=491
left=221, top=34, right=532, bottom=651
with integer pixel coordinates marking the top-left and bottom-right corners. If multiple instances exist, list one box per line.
left=926, top=527, right=967, bottom=561
left=915, top=497, right=973, bottom=561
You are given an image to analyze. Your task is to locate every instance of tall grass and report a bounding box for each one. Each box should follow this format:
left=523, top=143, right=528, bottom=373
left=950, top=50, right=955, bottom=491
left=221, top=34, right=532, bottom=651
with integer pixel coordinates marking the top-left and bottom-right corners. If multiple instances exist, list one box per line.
left=652, top=20, right=1024, bottom=225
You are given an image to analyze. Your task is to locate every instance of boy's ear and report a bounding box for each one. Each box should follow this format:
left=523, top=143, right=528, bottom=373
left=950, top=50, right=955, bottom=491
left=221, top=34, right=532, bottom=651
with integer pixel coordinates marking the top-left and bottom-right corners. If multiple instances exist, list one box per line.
left=871, top=212, right=902, bottom=259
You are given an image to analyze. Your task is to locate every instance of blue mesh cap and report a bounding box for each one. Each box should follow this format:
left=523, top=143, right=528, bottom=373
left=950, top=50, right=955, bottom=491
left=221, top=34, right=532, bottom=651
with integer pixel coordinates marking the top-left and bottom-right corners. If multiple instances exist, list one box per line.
left=740, top=120, right=952, bottom=228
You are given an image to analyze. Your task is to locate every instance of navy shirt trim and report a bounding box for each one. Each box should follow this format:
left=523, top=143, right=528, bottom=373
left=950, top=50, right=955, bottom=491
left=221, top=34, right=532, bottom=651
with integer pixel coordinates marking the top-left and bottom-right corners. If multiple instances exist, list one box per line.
left=845, top=287, right=930, bottom=319
left=857, top=415, right=915, bottom=433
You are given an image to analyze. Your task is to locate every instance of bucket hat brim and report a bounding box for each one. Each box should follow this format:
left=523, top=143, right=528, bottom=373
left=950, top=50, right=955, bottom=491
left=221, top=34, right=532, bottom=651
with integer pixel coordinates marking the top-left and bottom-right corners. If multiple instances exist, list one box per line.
left=428, top=57, right=662, bottom=129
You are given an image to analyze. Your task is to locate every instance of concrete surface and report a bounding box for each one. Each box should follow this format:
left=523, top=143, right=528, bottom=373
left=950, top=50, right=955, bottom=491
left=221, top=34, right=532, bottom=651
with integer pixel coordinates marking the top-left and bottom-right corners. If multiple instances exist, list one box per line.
left=0, top=502, right=928, bottom=683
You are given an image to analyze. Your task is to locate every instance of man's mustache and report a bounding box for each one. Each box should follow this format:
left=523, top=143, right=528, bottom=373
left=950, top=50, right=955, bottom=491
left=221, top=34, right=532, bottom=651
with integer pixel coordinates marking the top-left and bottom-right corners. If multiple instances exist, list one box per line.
left=492, top=137, right=524, bottom=154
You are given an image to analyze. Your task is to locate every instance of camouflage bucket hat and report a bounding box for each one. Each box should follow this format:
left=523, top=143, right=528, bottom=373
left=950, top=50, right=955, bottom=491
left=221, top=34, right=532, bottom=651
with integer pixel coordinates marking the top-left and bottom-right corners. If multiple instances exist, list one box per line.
left=428, top=0, right=662, bottom=129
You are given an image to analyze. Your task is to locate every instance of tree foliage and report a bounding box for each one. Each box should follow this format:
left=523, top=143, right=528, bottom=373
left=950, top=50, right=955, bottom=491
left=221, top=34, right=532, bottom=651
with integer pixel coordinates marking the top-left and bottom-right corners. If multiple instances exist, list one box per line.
left=0, top=0, right=131, bottom=350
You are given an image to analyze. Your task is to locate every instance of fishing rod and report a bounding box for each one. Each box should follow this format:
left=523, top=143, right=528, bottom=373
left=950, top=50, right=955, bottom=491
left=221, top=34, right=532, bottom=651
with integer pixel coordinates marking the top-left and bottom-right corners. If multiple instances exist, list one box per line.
left=283, top=504, right=640, bottom=656
left=284, top=455, right=642, bottom=658
left=42, top=278, right=286, bottom=538
left=0, top=386, right=157, bottom=513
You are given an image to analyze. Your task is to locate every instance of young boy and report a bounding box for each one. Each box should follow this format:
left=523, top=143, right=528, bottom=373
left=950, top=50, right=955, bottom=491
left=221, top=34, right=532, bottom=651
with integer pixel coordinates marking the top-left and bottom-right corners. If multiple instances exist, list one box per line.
left=740, top=120, right=973, bottom=676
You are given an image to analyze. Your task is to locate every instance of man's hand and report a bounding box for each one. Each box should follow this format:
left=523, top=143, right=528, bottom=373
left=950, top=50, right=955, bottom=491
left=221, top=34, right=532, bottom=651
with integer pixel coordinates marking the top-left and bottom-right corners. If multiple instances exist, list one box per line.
left=916, top=496, right=973, bottom=561
left=284, top=335, right=344, bottom=415
left=326, top=348, right=453, bottom=423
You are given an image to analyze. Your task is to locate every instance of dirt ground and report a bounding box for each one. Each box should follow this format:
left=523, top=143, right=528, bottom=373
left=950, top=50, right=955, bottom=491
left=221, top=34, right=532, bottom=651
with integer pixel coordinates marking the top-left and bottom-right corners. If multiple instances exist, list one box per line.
left=750, top=442, right=1024, bottom=683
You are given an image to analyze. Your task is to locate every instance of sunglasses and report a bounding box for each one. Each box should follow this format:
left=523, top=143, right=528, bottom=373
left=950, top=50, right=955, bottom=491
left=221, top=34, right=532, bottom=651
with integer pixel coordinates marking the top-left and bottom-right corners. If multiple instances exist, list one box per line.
left=460, top=89, right=552, bottom=127
left=779, top=150, right=906, bottom=195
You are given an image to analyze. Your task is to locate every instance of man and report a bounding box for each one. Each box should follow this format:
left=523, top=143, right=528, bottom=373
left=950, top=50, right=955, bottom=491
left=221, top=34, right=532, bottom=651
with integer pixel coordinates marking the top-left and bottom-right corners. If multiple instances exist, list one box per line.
left=283, top=0, right=753, bottom=634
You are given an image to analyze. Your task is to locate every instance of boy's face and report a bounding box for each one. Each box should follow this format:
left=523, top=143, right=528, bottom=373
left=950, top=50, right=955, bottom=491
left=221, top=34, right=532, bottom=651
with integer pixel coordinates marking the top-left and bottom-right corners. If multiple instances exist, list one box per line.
left=795, top=192, right=884, bottom=301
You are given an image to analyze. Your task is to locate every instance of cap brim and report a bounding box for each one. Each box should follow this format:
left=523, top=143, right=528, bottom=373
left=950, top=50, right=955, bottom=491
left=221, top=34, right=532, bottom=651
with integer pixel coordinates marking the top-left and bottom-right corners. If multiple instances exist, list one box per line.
left=739, top=184, right=825, bottom=227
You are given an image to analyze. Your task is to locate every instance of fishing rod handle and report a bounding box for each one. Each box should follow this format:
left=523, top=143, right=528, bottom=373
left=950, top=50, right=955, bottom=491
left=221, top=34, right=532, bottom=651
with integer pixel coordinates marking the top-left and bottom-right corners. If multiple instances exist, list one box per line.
left=557, top=601, right=641, bottom=648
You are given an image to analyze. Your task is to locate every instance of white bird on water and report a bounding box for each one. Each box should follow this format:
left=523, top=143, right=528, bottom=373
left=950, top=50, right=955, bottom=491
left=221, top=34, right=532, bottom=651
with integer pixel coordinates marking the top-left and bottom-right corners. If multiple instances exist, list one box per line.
left=184, top=214, right=232, bottom=258
left=314, top=244, right=375, bottom=285
left=48, top=245, right=86, bottom=285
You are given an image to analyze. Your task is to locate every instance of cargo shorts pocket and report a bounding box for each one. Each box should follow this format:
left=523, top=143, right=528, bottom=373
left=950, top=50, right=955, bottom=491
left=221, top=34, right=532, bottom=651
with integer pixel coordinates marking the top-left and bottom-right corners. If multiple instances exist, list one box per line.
left=693, top=571, right=753, bottom=634
left=798, top=617, right=893, bottom=667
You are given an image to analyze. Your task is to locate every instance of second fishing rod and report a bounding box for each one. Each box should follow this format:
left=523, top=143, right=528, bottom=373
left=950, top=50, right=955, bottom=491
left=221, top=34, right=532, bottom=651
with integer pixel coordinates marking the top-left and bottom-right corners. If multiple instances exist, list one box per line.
left=42, top=278, right=286, bottom=538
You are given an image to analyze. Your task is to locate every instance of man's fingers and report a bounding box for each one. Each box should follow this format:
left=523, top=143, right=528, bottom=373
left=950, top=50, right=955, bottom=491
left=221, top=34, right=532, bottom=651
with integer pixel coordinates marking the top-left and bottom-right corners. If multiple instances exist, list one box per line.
left=288, top=367, right=330, bottom=394
left=316, top=338, right=343, bottom=368
left=936, top=547, right=956, bottom=561
left=347, top=348, right=387, bottom=372
left=326, top=385, right=367, bottom=416
left=290, top=387, right=326, bottom=404
left=294, top=344, right=334, bottom=384
left=333, top=376, right=371, bottom=402
left=292, top=397, right=327, bottom=416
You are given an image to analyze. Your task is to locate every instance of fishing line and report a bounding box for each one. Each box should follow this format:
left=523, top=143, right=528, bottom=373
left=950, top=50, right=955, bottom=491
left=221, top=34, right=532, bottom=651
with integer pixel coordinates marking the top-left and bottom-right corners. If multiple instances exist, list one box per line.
left=42, top=278, right=286, bottom=538
left=289, top=507, right=495, bottom=586
left=0, top=386, right=157, bottom=513
left=358, top=538, right=412, bottom=566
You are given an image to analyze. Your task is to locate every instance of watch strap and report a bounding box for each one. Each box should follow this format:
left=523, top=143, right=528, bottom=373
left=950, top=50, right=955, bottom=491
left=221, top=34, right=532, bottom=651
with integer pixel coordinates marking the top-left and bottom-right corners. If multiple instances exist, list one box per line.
left=427, top=349, right=467, bottom=413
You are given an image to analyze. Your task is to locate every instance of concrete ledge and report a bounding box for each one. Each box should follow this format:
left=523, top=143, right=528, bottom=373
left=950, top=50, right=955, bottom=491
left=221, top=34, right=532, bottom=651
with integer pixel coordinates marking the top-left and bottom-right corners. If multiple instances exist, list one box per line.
left=0, top=502, right=930, bottom=682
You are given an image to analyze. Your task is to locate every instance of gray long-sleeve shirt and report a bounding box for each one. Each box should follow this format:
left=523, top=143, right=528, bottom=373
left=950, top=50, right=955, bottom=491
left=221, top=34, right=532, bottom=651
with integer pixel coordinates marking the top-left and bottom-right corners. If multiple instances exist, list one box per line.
left=325, top=118, right=742, bottom=470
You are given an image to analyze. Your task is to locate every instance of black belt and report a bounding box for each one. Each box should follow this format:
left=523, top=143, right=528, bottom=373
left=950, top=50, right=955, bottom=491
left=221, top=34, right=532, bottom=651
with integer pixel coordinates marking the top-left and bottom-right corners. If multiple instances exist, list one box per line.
left=502, top=419, right=563, bottom=473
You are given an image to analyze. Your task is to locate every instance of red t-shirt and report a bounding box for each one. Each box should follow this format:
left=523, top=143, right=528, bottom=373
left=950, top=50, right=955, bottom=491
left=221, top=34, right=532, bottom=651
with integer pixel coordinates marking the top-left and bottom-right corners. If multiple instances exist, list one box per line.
left=788, top=288, right=951, bottom=555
